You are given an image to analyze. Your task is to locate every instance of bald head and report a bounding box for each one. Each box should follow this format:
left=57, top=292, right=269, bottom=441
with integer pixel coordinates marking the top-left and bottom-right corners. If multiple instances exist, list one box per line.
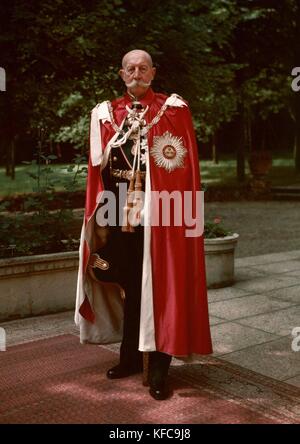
left=119, top=49, right=156, bottom=99
left=122, top=49, right=153, bottom=69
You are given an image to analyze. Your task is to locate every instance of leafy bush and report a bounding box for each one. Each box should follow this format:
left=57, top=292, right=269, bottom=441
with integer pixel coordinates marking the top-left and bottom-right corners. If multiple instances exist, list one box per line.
left=0, top=132, right=86, bottom=258
left=0, top=208, right=79, bottom=258
left=204, top=216, right=233, bottom=239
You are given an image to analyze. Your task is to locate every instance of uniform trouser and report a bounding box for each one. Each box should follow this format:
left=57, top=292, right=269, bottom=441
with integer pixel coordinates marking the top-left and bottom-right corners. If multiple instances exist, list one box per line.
left=94, top=226, right=172, bottom=377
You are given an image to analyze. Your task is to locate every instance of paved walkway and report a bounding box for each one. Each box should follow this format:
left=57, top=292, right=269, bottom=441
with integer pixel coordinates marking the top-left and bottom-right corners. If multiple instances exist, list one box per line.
left=1, top=249, right=300, bottom=389
left=205, top=201, right=300, bottom=258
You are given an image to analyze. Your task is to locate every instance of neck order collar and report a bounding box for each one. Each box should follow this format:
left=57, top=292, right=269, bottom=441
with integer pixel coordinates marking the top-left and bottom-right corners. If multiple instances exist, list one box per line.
left=124, top=88, right=155, bottom=108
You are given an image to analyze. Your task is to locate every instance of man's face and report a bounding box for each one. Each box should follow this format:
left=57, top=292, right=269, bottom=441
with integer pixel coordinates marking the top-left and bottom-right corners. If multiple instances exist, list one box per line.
left=119, top=52, right=156, bottom=99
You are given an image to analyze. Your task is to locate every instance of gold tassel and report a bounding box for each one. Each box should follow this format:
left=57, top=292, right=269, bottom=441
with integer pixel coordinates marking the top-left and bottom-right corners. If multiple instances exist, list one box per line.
left=122, top=176, right=135, bottom=232
left=134, top=170, right=143, bottom=192
left=133, top=170, right=143, bottom=226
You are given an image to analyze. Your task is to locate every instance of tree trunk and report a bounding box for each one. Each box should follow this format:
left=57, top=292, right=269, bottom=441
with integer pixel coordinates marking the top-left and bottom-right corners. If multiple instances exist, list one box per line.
left=5, top=139, right=10, bottom=177
left=237, top=146, right=245, bottom=182
left=294, top=122, right=300, bottom=173
left=5, top=137, right=16, bottom=179
left=293, top=98, right=300, bottom=172
left=5, top=163, right=10, bottom=177
left=293, top=4, right=300, bottom=172
left=236, top=105, right=246, bottom=183
left=245, top=110, right=251, bottom=156
left=10, top=137, right=15, bottom=180
left=212, top=133, right=218, bottom=164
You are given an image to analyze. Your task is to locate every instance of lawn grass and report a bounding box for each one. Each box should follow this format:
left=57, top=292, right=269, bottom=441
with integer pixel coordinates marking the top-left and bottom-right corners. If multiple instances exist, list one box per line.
left=200, top=154, right=300, bottom=188
left=1, top=154, right=300, bottom=197
left=0, top=164, right=87, bottom=197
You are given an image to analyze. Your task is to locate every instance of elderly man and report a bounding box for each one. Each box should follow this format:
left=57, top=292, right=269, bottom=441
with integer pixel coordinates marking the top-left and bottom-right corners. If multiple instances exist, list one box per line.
left=75, top=49, right=212, bottom=400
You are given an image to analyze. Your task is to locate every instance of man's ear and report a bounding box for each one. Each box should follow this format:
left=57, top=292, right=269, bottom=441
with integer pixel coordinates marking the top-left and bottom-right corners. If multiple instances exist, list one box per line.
left=152, top=67, right=156, bottom=79
left=119, top=69, right=125, bottom=80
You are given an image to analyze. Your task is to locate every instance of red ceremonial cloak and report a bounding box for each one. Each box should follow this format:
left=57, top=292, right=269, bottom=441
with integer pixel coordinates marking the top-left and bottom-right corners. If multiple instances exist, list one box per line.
left=75, top=88, right=213, bottom=357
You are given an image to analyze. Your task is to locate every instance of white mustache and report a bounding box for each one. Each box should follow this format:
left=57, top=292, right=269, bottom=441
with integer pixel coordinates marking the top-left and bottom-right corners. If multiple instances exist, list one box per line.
left=125, top=79, right=152, bottom=88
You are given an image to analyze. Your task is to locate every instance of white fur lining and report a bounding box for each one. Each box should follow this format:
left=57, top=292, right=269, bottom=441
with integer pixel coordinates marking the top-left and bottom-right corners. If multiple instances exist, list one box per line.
left=165, top=94, right=187, bottom=108
left=74, top=223, right=86, bottom=325
left=138, top=147, right=156, bottom=351
left=90, top=101, right=111, bottom=167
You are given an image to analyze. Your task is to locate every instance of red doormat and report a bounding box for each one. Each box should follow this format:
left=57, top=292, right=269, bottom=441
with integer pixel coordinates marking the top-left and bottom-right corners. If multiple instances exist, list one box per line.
left=0, top=334, right=299, bottom=424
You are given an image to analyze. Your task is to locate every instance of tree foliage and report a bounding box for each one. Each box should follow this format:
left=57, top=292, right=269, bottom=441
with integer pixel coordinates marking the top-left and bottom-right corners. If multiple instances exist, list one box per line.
left=0, top=0, right=299, bottom=161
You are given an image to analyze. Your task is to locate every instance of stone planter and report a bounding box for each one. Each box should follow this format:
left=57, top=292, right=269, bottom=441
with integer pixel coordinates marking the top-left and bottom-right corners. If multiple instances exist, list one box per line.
left=248, top=150, right=272, bottom=178
left=248, top=150, right=272, bottom=195
left=0, top=251, right=79, bottom=321
left=204, top=233, right=239, bottom=289
left=0, top=232, right=239, bottom=320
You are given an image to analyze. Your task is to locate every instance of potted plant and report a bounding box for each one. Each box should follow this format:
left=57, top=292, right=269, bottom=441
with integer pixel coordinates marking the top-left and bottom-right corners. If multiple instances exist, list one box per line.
left=204, top=217, right=239, bottom=289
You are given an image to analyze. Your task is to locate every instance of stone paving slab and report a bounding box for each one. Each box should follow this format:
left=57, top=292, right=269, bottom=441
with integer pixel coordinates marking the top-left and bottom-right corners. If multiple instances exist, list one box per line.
left=275, top=275, right=300, bottom=286
left=234, top=275, right=300, bottom=293
left=234, top=266, right=268, bottom=281
left=219, top=336, right=300, bottom=385
left=206, top=201, right=300, bottom=259
left=208, top=316, right=228, bottom=326
left=1, top=249, right=299, bottom=388
left=0, top=311, right=78, bottom=347
left=236, top=306, right=300, bottom=337
left=250, top=260, right=300, bottom=275
left=210, top=322, right=279, bottom=357
left=285, top=375, right=300, bottom=387
left=266, top=284, right=300, bottom=304
left=235, top=250, right=300, bottom=267
left=208, top=287, right=253, bottom=302
left=284, top=250, right=300, bottom=259
left=209, top=294, right=294, bottom=321
left=284, top=270, right=300, bottom=278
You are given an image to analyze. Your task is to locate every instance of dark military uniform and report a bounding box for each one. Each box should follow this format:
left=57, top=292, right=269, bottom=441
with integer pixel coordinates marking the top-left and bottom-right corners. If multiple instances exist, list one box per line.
left=93, top=103, right=171, bottom=379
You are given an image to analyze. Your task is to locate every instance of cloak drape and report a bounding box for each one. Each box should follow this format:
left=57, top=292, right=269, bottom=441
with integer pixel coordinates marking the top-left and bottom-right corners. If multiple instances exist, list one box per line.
left=75, top=88, right=212, bottom=357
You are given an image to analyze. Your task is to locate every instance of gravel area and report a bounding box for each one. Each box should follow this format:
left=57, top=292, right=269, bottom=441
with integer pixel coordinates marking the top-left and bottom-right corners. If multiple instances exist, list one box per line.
left=205, top=200, right=300, bottom=258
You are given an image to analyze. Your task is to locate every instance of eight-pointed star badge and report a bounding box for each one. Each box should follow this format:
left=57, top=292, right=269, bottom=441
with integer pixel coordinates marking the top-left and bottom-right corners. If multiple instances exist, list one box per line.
left=150, top=131, right=187, bottom=172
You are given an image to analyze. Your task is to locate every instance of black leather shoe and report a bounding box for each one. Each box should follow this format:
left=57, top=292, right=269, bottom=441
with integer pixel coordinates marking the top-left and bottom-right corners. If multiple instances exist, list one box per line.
left=106, top=364, right=143, bottom=379
left=149, top=379, right=170, bottom=400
